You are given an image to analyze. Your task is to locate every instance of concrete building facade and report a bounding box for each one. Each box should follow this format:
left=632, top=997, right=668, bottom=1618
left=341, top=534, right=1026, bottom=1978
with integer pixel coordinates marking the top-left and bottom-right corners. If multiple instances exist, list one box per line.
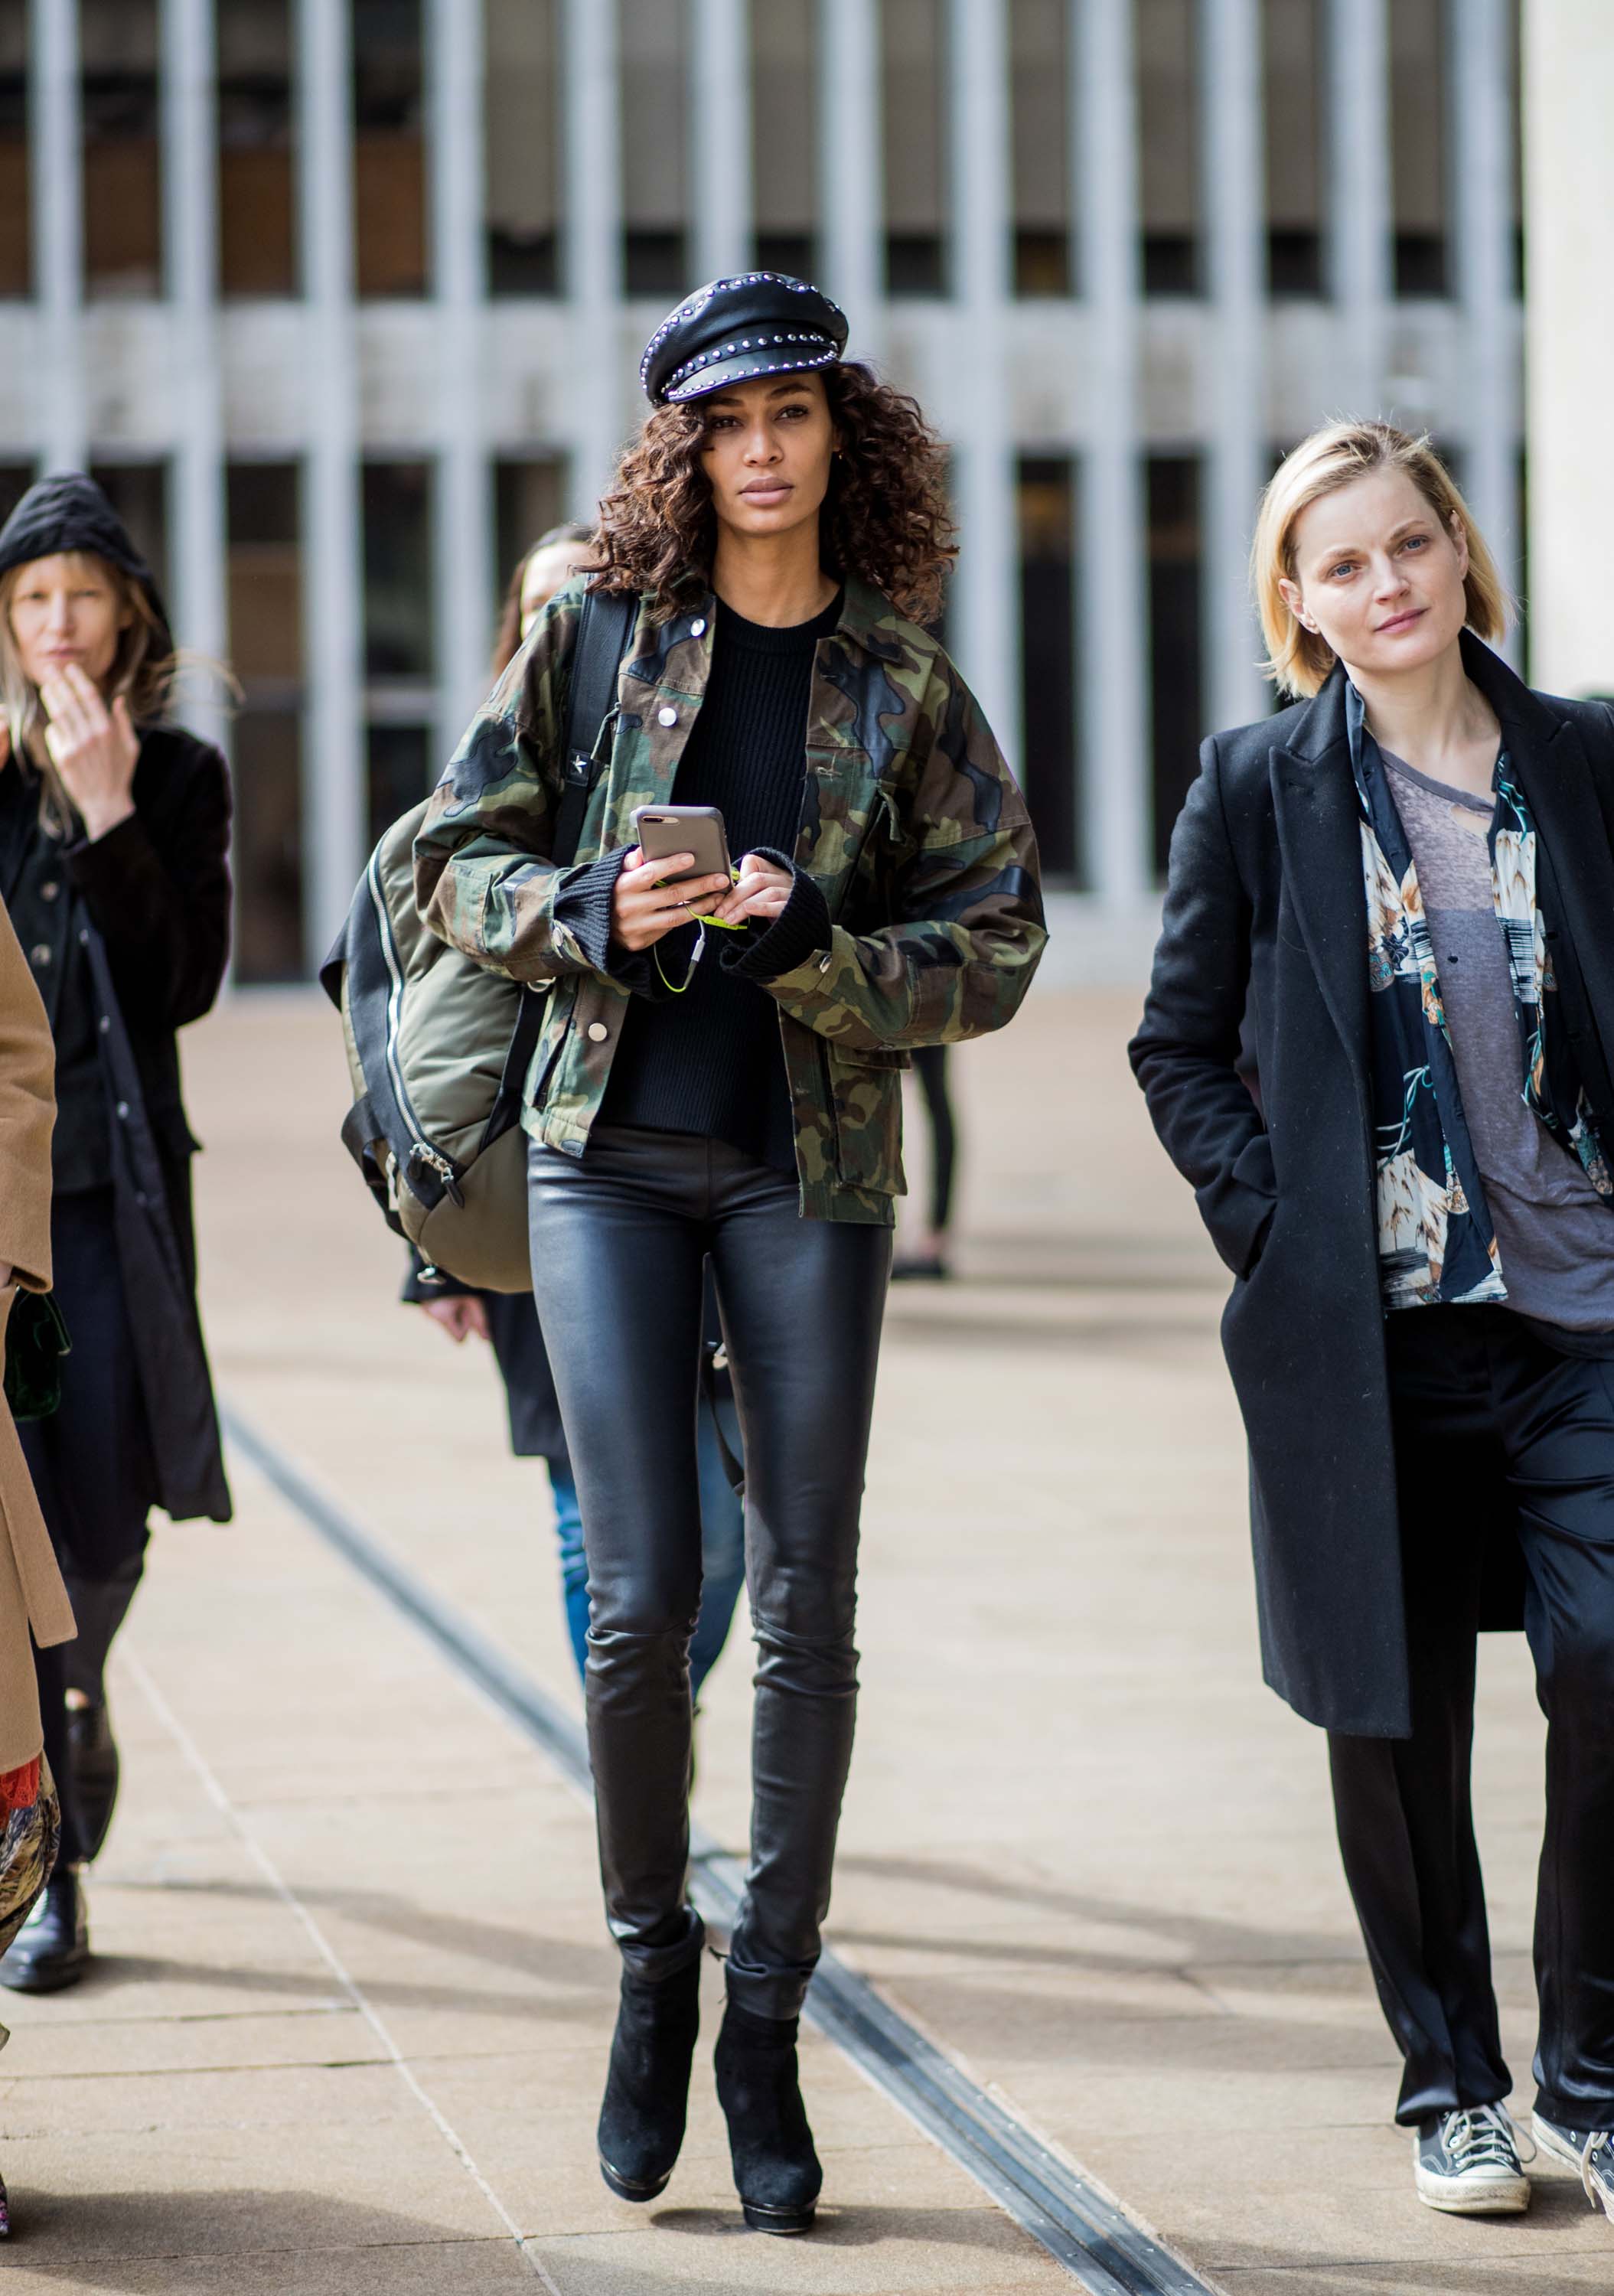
left=2, top=0, right=1522, bottom=977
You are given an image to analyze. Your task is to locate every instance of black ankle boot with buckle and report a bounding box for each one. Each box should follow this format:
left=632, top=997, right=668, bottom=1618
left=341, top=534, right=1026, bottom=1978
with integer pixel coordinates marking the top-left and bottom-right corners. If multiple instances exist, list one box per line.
left=595, top=1954, right=703, bottom=2203
left=714, top=1996, right=822, bottom=2233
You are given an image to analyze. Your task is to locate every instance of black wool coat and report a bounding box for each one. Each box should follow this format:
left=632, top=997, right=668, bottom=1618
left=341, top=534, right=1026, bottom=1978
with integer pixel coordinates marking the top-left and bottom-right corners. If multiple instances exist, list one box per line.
left=0, top=728, right=235, bottom=1521
left=1130, top=634, right=1614, bottom=1738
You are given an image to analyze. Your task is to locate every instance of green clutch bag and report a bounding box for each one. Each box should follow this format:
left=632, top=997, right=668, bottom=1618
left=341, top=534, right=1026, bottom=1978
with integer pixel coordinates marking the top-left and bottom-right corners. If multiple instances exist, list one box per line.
left=4, top=1290, right=71, bottom=1423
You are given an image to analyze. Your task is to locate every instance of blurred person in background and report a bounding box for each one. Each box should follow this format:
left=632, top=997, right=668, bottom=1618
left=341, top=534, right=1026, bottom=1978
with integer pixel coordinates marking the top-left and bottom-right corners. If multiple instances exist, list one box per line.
left=892, top=1044, right=956, bottom=1278
left=0, top=885, right=74, bottom=2232
left=406, top=522, right=747, bottom=1695
left=1134, top=422, right=1614, bottom=2224
left=0, top=475, right=232, bottom=1996
left=416, top=271, right=1044, bottom=2236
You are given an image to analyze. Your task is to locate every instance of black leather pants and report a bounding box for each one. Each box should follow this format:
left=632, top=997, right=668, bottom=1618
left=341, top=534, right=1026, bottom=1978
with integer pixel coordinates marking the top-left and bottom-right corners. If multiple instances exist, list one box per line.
left=527, top=1127, right=891, bottom=2018
left=1329, top=1306, right=1614, bottom=2130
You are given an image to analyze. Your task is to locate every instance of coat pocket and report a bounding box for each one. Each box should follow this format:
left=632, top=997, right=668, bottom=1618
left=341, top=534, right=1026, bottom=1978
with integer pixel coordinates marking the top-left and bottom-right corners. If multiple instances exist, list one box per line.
left=822, top=1040, right=908, bottom=1193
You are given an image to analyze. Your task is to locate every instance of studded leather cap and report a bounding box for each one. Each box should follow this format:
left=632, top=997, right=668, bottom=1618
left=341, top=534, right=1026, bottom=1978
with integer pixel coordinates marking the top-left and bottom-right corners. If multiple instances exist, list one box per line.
left=640, top=272, right=849, bottom=406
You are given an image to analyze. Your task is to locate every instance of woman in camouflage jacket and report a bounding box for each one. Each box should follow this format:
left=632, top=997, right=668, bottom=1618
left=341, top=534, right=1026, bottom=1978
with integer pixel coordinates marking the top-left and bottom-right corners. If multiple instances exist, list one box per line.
left=414, top=273, right=1044, bottom=2235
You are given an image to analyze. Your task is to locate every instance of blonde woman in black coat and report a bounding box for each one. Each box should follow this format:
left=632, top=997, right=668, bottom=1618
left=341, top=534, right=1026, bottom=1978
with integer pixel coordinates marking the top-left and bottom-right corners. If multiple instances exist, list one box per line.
left=0, top=475, right=231, bottom=1994
left=1133, top=422, right=1614, bottom=2223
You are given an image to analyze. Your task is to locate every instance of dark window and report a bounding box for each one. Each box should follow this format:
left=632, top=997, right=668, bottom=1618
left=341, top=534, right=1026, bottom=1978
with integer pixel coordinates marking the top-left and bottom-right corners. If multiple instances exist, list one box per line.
left=0, top=2, right=26, bottom=296
left=752, top=0, right=816, bottom=277
left=218, top=0, right=296, bottom=296
left=1018, top=458, right=1078, bottom=879
left=1137, top=0, right=1198, bottom=295
left=494, top=458, right=568, bottom=608
left=1148, top=456, right=1203, bottom=879
left=0, top=465, right=30, bottom=526
left=367, top=722, right=432, bottom=848
left=83, top=0, right=161, bottom=298
left=354, top=0, right=427, bottom=297
left=1264, top=0, right=1323, bottom=296
left=485, top=0, right=559, bottom=293
left=363, top=461, right=434, bottom=680
left=1011, top=0, right=1070, bottom=295
left=622, top=0, right=687, bottom=295
left=882, top=0, right=947, bottom=295
left=1391, top=0, right=1446, bottom=296
left=89, top=463, right=168, bottom=602
left=227, top=461, right=304, bottom=982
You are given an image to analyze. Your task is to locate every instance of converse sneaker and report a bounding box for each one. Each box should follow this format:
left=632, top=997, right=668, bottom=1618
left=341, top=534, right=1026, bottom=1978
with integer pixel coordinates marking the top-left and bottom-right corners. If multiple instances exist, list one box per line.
left=1413, top=2105, right=1531, bottom=2214
left=1536, top=2114, right=1614, bottom=2219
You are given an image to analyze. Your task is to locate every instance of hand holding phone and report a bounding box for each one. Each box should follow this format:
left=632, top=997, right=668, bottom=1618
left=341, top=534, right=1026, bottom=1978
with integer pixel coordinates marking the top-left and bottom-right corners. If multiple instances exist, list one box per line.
left=611, top=807, right=734, bottom=952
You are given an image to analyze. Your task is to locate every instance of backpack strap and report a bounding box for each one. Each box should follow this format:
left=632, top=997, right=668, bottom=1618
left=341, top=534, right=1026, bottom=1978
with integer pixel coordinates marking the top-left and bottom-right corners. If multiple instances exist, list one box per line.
left=553, top=589, right=639, bottom=867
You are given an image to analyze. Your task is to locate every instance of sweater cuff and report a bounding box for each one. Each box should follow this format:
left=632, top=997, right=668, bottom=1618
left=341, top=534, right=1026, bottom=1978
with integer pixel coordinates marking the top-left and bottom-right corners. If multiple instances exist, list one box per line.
left=723, top=853, right=832, bottom=983
left=549, top=846, right=660, bottom=996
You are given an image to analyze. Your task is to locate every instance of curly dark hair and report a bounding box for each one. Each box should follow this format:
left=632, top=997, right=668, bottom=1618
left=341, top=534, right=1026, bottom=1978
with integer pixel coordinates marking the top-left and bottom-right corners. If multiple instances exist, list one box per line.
left=588, top=363, right=957, bottom=625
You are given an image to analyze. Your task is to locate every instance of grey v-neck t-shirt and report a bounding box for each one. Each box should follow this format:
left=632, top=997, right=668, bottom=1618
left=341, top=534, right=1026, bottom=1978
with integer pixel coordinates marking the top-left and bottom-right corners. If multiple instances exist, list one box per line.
left=1384, top=747, right=1614, bottom=1339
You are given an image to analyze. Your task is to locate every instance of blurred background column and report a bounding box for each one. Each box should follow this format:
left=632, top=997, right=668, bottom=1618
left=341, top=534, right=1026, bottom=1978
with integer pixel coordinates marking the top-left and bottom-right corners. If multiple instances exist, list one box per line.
left=31, top=0, right=86, bottom=470
left=1326, top=0, right=1392, bottom=418
left=1202, top=0, right=1267, bottom=733
left=1453, top=0, right=1521, bottom=664
left=161, top=0, right=227, bottom=757
left=1524, top=0, right=1612, bottom=695
left=819, top=0, right=882, bottom=359
left=563, top=0, right=624, bottom=518
left=946, top=0, right=1019, bottom=769
left=1076, top=0, right=1148, bottom=903
left=429, top=0, right=492, bottom=752
left=296, top=0, right=364, bottom=966
left=690, top=0, right=750, bottom=282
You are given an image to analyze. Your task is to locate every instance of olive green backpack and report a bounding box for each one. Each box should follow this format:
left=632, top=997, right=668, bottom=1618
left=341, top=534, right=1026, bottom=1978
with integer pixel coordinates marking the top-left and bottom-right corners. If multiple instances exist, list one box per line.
left=320, top=590, right=636, bottom=1290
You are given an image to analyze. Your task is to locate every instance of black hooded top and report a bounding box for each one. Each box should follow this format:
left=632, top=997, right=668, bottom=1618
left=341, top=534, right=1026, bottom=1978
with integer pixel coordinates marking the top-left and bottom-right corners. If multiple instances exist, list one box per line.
left=0, top=471, right=230, bottom=1203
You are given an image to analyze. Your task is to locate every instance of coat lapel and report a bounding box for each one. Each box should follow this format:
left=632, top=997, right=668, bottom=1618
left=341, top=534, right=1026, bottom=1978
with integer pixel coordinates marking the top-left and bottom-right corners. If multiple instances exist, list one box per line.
left=1269, top=670, right=1371, bottom=1103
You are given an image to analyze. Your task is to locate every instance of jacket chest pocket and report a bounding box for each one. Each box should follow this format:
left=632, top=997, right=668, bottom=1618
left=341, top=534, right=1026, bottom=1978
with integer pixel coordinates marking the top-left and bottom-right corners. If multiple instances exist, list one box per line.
left=796, top=747, right=897, bottom=914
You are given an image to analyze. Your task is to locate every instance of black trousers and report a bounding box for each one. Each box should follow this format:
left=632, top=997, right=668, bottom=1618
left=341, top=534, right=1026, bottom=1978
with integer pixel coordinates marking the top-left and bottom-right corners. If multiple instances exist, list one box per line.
left=21, top=1187, right=156, bottom=1866
left=527, top=1126, right=890, bottom=2019
left=911, top=1046, right=956, bottom=1233
left=1329, top=1306, right=1614, bottom=2131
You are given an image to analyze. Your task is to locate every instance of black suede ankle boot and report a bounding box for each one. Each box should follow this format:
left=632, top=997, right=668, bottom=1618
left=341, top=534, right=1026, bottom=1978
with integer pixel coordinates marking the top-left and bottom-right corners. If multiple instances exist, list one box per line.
left=595, top=1956, right=702, bottom=2203
left=713, top=1997, right=822, bottom=2233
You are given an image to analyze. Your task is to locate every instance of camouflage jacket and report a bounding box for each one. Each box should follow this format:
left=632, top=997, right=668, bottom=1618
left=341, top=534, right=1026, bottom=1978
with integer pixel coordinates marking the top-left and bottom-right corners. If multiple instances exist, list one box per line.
left=413, top=574, right=1045, bottom=1223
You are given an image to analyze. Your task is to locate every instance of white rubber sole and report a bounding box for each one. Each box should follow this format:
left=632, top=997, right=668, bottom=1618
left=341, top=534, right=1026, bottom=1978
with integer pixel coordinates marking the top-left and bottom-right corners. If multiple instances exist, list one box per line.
left=1414, top=2161, right=1530, bottom=2216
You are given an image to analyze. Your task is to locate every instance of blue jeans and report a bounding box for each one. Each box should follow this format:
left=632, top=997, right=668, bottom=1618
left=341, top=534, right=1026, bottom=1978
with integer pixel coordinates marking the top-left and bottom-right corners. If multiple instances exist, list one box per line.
left=550, top=1390, right=746, bottom=1699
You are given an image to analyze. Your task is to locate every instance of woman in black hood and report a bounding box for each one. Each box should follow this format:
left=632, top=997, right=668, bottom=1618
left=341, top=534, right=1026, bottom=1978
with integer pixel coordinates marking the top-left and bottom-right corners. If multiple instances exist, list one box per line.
left=0, top=473, right=232, bottom=1994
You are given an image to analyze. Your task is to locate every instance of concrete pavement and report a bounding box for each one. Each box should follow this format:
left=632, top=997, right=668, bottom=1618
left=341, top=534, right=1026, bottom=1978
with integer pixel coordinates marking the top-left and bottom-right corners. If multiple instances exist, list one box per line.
left=0, top=986, right=1609, bottom=2292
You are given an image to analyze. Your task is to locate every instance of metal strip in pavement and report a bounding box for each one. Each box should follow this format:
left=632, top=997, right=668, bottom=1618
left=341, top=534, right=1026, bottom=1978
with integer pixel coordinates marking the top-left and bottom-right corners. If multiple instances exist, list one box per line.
left=222, top=1402, right=1217, bottom=2296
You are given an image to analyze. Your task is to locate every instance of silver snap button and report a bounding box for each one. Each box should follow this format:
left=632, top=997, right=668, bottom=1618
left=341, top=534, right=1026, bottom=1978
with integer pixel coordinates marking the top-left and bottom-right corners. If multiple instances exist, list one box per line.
left=39, top=880, right=58, bottom=901
left=116, top=1100, right=129, bottom=1119
left=657, top=706, right=677, bottom=727
left=690, top=617, right=706, bottom=638
left=586, top=1022, right=608, bottom=1042
left=28, top=944, right=49, bottom=967
left=98, top=1016, right=110, bottom=1032
left=818, top=953, right=833, bottom=974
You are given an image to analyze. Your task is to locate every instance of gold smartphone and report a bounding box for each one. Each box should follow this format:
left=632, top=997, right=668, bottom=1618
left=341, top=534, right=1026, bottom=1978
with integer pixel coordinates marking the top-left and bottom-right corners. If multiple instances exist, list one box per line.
left=632, top=804, right=733, bottom=888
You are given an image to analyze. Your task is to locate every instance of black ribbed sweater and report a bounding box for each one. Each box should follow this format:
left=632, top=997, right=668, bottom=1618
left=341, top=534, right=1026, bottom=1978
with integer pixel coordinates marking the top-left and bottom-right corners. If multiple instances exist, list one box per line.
left=595, top=590, right=841, bottom=1171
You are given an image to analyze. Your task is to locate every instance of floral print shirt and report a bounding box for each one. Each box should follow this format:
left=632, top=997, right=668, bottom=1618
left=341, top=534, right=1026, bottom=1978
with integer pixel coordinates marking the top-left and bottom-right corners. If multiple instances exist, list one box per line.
left=1348, top=681, right=1612, bottom=1311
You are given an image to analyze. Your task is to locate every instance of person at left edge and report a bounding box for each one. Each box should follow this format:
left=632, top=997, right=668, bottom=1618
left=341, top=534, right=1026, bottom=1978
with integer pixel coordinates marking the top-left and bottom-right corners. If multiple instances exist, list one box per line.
left=0, top=474, right=233, bottom=1996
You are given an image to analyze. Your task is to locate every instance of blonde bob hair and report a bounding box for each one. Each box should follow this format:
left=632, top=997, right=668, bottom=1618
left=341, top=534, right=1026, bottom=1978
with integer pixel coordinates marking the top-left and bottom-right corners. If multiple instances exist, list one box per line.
left=1251, top=420, right=1510, bottom=699
left=0, top=551, right=178, bottom=833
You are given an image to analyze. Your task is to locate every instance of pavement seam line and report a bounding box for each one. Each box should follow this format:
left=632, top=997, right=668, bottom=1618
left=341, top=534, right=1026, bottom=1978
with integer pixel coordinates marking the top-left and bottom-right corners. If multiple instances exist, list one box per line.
left=220, top=1399, right=1226, bottom=2296
left=122, top=1647, right=566, bottom=2295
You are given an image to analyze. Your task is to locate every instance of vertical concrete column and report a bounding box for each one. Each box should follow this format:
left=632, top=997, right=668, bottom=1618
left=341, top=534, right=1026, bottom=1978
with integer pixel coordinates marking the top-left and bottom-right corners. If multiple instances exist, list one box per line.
left=31, top=0, right=86, bottom=470
left=1326, top=0, right=1392, bottom=419
left=1449, top=0, right=1521, bottom=662
left=295, top=0, right=365, bottom=968
left=690, top=0, right=752, bottom=282
left=563, top=0, right=626, bottom=520
left=1075, top=0, right=1149, bottom=902
left=1202, top=0, right=1268, bottom=732
left=429, top=0, right=494, bottom=755
left=818, top=0, right=882, bottom=357
left=945, top=0, right=1019, bottom=768
left=161, top=0, right=229, bottom=756
left=1523, top=0, right=1614, bottom=694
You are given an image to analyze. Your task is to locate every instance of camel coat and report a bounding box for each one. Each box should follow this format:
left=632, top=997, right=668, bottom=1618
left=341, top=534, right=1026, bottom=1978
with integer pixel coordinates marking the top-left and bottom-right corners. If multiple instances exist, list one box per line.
left=0, top=895, right=73, bottom=1773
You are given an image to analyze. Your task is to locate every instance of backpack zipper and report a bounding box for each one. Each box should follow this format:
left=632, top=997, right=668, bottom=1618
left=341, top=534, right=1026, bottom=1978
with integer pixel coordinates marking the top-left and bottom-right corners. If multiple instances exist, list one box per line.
left=366, top=852, right=466, bottom=1207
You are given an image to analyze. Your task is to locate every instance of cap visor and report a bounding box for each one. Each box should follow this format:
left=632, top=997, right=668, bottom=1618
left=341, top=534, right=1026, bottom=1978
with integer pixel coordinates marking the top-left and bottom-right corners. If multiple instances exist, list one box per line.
left=667, top=345, right=838, bottom=403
